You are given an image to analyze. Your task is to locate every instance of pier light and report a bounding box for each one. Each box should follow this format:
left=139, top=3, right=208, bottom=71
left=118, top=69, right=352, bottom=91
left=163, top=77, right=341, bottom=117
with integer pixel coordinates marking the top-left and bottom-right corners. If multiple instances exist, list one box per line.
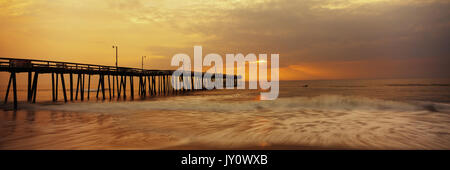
left=112, top=45, right=118, bottom=68
left=142, top=56, right=147, bottom=70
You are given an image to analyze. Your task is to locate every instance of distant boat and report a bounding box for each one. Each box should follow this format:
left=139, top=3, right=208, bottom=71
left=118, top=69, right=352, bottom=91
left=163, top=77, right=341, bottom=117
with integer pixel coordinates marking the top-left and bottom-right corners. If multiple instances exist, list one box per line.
left=303, top=85, right=308, bottom=87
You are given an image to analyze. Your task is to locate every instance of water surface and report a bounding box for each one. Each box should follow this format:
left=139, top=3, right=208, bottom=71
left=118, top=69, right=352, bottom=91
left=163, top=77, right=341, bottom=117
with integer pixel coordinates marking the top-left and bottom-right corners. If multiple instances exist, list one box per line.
left=1, top=79, right=450, bottom=149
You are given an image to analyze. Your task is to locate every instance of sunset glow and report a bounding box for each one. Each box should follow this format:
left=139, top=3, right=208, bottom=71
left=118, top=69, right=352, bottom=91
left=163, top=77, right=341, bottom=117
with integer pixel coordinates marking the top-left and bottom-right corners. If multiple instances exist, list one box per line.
left=0, top=0, right=448, bottom=80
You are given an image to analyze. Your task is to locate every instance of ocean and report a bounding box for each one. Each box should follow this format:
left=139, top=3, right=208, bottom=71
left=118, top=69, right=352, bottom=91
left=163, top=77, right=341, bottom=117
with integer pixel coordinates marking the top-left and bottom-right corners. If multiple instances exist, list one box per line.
left=1, top=78, right=449, bottom=149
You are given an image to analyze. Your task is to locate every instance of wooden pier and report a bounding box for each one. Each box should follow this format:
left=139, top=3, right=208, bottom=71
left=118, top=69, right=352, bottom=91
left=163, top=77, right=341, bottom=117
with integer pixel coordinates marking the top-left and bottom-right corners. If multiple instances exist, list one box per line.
left=0, top=57, right=237, bottom=110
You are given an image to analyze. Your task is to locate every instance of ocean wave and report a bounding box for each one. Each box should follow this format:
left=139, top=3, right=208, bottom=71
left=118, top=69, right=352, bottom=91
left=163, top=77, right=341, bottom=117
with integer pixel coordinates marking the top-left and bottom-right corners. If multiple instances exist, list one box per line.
left=329, top=85, right=367, bottom=88
left=21, top=94, right=449, bottom=114
left=4, top=94, right=450, bottom=149
left=385, top=84, right=450, bottom=87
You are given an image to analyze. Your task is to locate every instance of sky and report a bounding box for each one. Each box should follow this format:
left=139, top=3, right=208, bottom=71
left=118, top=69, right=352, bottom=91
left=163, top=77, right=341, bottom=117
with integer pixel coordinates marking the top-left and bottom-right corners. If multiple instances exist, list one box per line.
left=0, top=0, right=449, bottom=80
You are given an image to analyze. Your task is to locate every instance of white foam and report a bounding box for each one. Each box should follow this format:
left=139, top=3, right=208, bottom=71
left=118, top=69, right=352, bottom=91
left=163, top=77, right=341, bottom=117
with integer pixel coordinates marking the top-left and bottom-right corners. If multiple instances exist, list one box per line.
left=25, top=95, right=424, bottom=114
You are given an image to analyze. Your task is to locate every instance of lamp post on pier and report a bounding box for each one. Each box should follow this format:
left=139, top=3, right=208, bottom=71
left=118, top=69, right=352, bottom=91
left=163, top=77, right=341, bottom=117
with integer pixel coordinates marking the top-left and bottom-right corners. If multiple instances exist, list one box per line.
left=142, top=56, right=147, bottom=70
left=112, top=45, right=118, bottom=68
left=112, top=45, right=119, bottom=97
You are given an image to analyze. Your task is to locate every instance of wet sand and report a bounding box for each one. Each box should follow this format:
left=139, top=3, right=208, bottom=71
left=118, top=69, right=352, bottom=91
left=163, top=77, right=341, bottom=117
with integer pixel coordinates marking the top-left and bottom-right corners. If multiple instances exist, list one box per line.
left=161, top=143, right=347, bottom=150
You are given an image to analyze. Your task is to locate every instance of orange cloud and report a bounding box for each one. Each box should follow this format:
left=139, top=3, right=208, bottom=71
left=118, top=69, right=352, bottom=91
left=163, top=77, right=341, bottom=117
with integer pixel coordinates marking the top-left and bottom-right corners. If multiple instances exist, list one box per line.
left=0, top=0, right=448, bottom=81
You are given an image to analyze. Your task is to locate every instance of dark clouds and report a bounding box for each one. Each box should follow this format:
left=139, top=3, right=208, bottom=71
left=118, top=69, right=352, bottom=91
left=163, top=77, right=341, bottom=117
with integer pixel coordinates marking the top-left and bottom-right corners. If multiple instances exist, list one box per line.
left=2, top=0, right=448, bottom=79
left=146, top=0, right=450, bottom=78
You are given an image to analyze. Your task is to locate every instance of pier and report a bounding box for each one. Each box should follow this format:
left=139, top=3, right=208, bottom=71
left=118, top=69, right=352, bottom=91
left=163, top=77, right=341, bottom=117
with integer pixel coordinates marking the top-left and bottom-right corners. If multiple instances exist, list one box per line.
left=0, top=57, right=238, bottom=110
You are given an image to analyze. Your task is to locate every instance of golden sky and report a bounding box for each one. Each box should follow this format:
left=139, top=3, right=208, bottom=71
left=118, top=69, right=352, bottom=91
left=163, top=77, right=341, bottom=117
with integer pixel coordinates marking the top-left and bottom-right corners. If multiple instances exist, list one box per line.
left=0, top=0, right=449, bottom=80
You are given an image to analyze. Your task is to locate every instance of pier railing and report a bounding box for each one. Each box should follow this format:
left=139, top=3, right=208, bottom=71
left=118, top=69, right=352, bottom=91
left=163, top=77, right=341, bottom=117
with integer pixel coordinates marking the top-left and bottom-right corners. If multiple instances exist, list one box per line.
left=0, top=57, right=173, bottom=75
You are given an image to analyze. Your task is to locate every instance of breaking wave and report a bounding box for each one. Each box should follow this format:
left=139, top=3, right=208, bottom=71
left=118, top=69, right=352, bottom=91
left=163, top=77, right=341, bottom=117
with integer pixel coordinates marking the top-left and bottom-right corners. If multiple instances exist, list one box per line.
left=22, top=94, right=449, bottom=114
left=385, top=83, right=450, bottom=87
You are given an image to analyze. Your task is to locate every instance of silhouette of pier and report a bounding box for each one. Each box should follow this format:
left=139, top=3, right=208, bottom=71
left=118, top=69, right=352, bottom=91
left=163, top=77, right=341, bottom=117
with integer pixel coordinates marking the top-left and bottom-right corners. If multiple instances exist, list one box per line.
left=0, top=57, right=238, bottom=110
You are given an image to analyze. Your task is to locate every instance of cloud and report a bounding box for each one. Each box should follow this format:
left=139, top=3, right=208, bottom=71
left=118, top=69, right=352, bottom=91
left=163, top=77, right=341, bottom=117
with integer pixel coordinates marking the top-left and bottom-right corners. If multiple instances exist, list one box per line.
left=0, top=0, right=448, bottom=79
left=122, top=1, right=448, bottom=55
left=131, top=0, right=449, bottom=79
left=0, top=0, right=37, bottom=16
